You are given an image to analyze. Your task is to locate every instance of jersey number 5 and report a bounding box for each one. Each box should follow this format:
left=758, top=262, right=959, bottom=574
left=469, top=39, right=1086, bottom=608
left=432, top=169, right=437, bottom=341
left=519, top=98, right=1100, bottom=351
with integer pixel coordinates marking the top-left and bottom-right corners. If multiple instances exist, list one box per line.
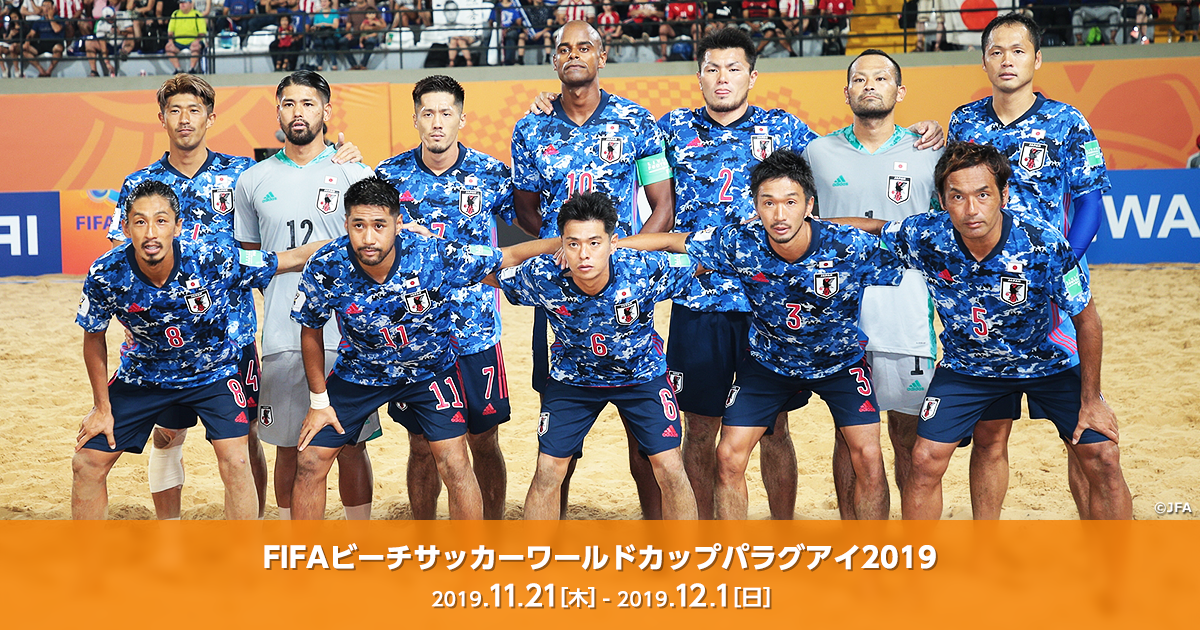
left=971, top=307, right=988, bottom=337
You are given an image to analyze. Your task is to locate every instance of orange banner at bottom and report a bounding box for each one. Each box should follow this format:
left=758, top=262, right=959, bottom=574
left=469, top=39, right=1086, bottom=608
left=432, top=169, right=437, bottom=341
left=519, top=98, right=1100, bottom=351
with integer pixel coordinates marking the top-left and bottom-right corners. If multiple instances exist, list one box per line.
left=3, top=520, right=1193, bottom=627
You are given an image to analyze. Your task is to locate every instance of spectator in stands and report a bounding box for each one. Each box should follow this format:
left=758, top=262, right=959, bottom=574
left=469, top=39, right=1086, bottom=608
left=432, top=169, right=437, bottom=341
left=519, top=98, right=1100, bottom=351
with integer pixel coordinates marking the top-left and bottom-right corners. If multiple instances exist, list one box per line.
left=660, top=1, right=702, bottom=60
left=22, top=0, right=67, bottom=76
left=1123, top=1, right=1156, bottom=44
left=53, top=0, right=82, bottom=38
left=1072, top=0, right=1120, bottom=45
left=1177, top=0, right=1199, bottom=37
left=111, top=0, right=137, bottom=57
left=165, top=0, right=206, bottom=73
left=84, top=5, right=117, bottom=74
left=817, top=0, right=850, bottom=55
left=220, top=0, right=254, bottom=37
left=127, top=0, right=156, bottom=49
left=743, top=0, right=794, bottom=57
left=389, top=0, right=423, bottom=30
left=490, top=0, right=523, bottom=64
left=622, top=0, right=660, bottom=41
left=706, top=0, right=741, bottom=32
left=523, top=0, right=554, bottom=61
left=597, top=0, right=622, bottom=44
left=555, top=0, right=594, bottom=25
left=269, top=11, right=301, bottom=68
left=21, top=0, right=44, bottom=19
left=444, top=0, right=477, bottom=67
left=778, top=0, right=807, bottom=50
left=308, top=0, right=339, bottom=69
left=0, top=3, right=20, bottom=78
left=339, top=0, right=369, bottom=68
left=356, top=5, right=385, bottom=67
left=1188, top=134, right=1200, bottom=168
left=1018, top=0, right=1072, bottom=46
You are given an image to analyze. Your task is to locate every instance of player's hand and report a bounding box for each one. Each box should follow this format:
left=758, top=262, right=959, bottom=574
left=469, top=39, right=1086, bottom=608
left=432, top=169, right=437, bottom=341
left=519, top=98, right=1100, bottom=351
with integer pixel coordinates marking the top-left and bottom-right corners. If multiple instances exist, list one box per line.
left=529, top=91, right=558, bottom=115
left=298, top=406, right=343, bottom=452
left=1073, top=395, right=1119, bottom=445
left=401, top=222, right=438, bottom=238
left=331, top=133, right=363, bottom=164
left=76, top=406, right=115, bottom=452
left=910, top=120, right=946, bottom=151
left=122, top=327, right=133, bottom=350
left=552, top=244, right=568, bottom=269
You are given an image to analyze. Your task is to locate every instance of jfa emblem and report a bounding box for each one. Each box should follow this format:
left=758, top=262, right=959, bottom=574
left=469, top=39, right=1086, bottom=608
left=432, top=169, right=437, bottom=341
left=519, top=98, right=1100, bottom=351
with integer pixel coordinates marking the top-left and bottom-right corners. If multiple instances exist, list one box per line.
left=1019, top=141, right=1047, bottom=172
left=599, top=136, right=624, bottom=164
left=459, top=189, right=482, bottom=217
left=751, top=134, right=774, bottom=161
left=814, top=272, right=839, bottom=298
left=919, top=397, right=940, bottom=420
left=404, top=290, right=431, bottom=314
left=210, top=188, right=234, bottom=215
left=538, top=412, right=550, bottom=436
left=615, top=301, right=639, bottom=325
left=668, top=370, right=684, bottom=394
left=260, top=405, right=273, bottom=427
left=316, top=188, right=340, bottom=214
left=887, top=175, right=911, bottom=204
left=725, top=385, right=741, bottom=408
left=1000, top=277, right=1028, bottom=306
left=185, top=288, right=212, bottom=314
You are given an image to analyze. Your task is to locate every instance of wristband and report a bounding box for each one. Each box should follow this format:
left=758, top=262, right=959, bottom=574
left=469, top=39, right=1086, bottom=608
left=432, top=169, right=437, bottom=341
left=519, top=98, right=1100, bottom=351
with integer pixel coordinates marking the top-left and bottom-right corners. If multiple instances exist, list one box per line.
left=309, top=390, right=330, bottom=410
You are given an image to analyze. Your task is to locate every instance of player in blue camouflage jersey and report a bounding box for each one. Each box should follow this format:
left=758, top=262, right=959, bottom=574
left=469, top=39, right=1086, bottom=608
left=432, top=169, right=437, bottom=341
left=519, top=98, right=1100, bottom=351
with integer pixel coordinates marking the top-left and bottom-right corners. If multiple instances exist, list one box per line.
left=375, top=75, right=516, bottom=521
left=514, top=20, right=677, bottom=519
left=496, top=192, right=698, bottom=520
left=621, top=150, right=904, bottom=520
left=290, top=177, right=560, bottom=520
left=949, top=13, right=1111, bottom=519
left=73, top=181, right=326, bottom=520
left=852, top=142, right=1130, bottom=519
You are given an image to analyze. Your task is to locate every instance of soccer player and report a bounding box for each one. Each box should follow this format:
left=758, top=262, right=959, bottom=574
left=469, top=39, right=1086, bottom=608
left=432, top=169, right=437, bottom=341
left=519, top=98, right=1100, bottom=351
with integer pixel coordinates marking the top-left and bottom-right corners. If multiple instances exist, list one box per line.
left=375, top=75, right=515, bottom=520
left=234, top=71, right=378, bottom=521
left=290, top=177, right=560, bottom=520
left=106, top=75, right=361, bottom=520
left=949, top=13, right=1110, bottom=519
left=511, top=20, right=675, bottom=518
left=495, top=192, right=698, bottom=520
left=861, top=141, right=1131, bottom=520
left=73, top=181, right=325, bottom=520
left=803, top=49, right=942, bottom=519
left=622, top=150, right=904, bottom=520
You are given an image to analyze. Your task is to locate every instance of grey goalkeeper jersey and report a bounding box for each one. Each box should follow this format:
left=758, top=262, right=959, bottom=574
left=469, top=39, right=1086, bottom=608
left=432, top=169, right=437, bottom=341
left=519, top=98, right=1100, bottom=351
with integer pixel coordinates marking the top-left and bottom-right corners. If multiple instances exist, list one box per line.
left=233, top=144, right=374, bottom=356
left=804, top=125, right=941, bottom=358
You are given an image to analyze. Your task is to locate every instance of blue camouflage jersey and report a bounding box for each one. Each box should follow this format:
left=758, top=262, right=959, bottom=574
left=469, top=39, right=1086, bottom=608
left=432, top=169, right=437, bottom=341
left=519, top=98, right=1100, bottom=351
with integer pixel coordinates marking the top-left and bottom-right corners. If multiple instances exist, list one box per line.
left=881, top=211, right=1090, bottom=379
left=948, top=94, right=1110, bottom=232
left=497, top=249, right=696, bottom=387
left=107, top=150, right=259, bottom=348
left=511, top=90, right=671, bottom=238
left=291, top=234, right=504, bottom=386
left=659, top=106, right=818, bottom=313
left=77, top=241, right=277, bottom=388
left=686, top=219, right=904, bottom=379
left=375, top=144, right=515, bottom=356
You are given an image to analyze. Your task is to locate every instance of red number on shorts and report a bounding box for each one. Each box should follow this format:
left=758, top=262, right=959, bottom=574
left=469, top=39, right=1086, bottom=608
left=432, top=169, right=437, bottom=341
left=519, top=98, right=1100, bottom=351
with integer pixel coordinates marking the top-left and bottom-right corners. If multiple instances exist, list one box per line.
left=849, top=367, right=872, bottom=396
left=227, top=379, right=247, bottom=407
left=481, top=366, right=495, bottom=400
left=380, top=325, right=410, bottom=348
left=659, top=388, right=678, bottom=421
left=717, top=168, right=734, bottom=202
left=566, top=171, right=594, bottom=197
left=164, top=326, right=185, bottom=347
left=428, top=378, right=465, bottom=411
left=430, top=222, right=447, bottom=238
left=785, top=303, right=803, bottom=330
left=590, top=333, right=608, bottom=356
left=971, top=307, right=988, bottom=337
left=244, top=359, right=258, bottom=391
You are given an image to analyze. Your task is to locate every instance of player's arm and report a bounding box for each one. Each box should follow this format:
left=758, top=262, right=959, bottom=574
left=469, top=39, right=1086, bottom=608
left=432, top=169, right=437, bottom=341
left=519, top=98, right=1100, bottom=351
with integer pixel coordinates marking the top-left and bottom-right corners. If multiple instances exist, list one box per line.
left=617, top=231, right=690, bottom=253
left=529, top=91, right=559, bottom=115
left=330, top=132, right=362, bottom=164
left=1070, top=300, right=1118, bottom=445
left=639, top=179, right=676, bottom=234
left=77, top=331, right=116, bottom=451
left=906, top=120, right=945, bottom=150
left=1066, top=190, right=1102, bottom=260
left=513, top=189, right=542, bottom=237
left=481, top=237, right=562, bottom=287
left=825, top=216, right=887, bottom=234
left=273, top=239, right=332, bottom=273
left=297, top=325, right=342, bottom=451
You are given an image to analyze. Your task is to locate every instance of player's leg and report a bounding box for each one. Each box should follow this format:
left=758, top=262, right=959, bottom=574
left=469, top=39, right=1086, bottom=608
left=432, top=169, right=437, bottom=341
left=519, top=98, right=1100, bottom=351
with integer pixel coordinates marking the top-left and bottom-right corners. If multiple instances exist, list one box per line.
left=293, top=445, right=342, bottom=519
left=405, top=429, right=441, bottom=519
left=714, top=425, right=768, bottom=520
left=815, top=359, right=889, bottom=519
left=832, top=429, right=856, bottom=519
left=72, top=449, right=123, bottom=519
left=210, top=436, right=259, bottom=520
left=336, top=440, right=374, bottom=520
left=528, top=378, right=605, bottom=520
left=620, top=412, right=662, bottom=520
left=426, top=435, right=483, bottom=520
left=274, top=446, right=298, bottom=519
left=969, top=416, right=1014, bottom=520
left=681, top=412, right=720, bottom=519
left=871, top=352, right=935, bottom=497
left=887, top=411, right=919, bottom=494
left=760, top=411, right=798, bottom=519
left=525, top=453, right=573, bottom=520
left=398, top=366, right=484, bottom=520
left=647, top=447, right=697, bottom=520
left=1066, top=447, right=1092, bottom=519
left=188, top=376, right=259, bottom=519
left=559, top=455, right=577, bottom=519
left=239, top=344, right=268, bottom=518
left=460, top=344, right=512, bottom=520
left=904, top=437, right=958, bottom=519
left=613, top=375, right=694, bottom=519
left=149, top=425, right=188, bottom=519
left=467, top=425, right=507, bottom=519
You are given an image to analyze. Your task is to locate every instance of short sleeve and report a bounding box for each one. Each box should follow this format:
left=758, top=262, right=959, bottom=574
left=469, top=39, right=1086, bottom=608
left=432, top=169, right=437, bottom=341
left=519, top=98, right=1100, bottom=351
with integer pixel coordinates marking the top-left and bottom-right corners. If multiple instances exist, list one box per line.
left=1066, top=113, right=1110, bottom=198
left=856, top=233, right=905, bottom=288
left=789, top=114, right=819, bottom=154
left=685, top=224, right=739, bottom=276
left=879, top=217, right=918, bottom=270
left=233, top=174, right=261, bottom=244
left=76, top=273, right=114, bottom=333
left=291, top=261, right=332, bottom=329
left=1048, top=240, right=1091, bottom=317
left=233, top=248, right=279, bottom=291
left=491, top=163, right=516, bottom=226
left=647, top=251, right=698, bottom=302
left=496, top=258, right=543, bottom=307
left=947, top=108, right=965, bottom=142
left=437, top=240, right=505, bottom=289
left=510, top=119, right=543, bottom=193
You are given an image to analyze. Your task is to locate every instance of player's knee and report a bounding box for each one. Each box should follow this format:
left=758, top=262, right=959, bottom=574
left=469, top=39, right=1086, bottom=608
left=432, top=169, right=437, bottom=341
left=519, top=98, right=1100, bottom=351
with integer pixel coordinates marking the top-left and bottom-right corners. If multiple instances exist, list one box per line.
left=466, top=427, right=501, bottom=457
left=152, top=426, right=186, bottom=450
left=910, top=443, right=949, bottom=481
left=533, top=455, right=570, bottom=487
left=1076, top=442, right=1123, bottom=483
left=972, top=420, right=1012, bottom=453
left=683, top=414, right=720, bottom=444
left=149, top=438, right=186, bottom=493
left=649, top=448, right=686, bottom=478
left=715, top=441, right=750, bottom=479
left=71, top=451, right=110, bottom=482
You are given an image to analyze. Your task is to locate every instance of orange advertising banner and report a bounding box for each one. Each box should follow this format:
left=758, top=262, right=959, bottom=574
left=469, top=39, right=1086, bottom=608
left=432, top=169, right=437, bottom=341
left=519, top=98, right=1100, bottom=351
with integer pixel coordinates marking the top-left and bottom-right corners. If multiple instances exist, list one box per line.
left=2, top=55, right=1198, bottom=194
left=1, top=520, right=1196, bottom=628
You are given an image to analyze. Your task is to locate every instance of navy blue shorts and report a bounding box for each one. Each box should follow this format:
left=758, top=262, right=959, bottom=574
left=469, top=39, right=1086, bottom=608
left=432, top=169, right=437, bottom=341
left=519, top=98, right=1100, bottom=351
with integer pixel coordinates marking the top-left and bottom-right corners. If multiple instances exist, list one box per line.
left=538, top=374, right=683, bottom=459
left=917, top=366, right=1108, bottom=445
left=532, top=308, right=550, bottom=394
left=725, top=355, right=883, bottom=433
left=312, top=367, right=468, bottom=449
left=84, top=375, right=253, bottom=453
left=665, top=304, right=750, bottom=417
left=156, top=342, right=260, bottom=431
left=391, top=344, right=511, bottom=436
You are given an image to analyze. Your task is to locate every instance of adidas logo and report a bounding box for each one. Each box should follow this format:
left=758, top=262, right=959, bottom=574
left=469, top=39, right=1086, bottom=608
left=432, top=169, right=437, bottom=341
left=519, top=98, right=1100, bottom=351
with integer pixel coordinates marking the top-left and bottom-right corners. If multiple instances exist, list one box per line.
left=451, top=411, right=465, bottom=423
left=482, top=403, right=497, bottom=415
left=544, top=145, right=559, bottom=156
left=128, top=303, right=145, bottom=313
left=938, top=269, right=954, bottom=282
left=346, top=303, right=363, bottom=315
left=261, top=192, right=277, bottom=203
left=907, top=380, right=925, bottom=392
left=399, top=191, right=414, bottom=202
left=246, top=397, right=256, bottom=408
left=662, top=425, right=679, bottom=438
left=235, top=411, right=249, bottom=423
left=859, top=400, right=876, bottom=412
left=686, top=137, right=702, bottom=148
left=556, top=305, right=571, bottom=316
left=751, top=272, right=769, bottom=283
left=832, top=176, right=849, bottom=187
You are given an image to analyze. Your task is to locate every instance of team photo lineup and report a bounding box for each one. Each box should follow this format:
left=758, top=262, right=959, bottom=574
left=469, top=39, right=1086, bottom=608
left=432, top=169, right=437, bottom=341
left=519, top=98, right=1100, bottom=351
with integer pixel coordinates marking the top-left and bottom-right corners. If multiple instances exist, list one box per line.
left=70, top=12, right=1137, bottom=521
